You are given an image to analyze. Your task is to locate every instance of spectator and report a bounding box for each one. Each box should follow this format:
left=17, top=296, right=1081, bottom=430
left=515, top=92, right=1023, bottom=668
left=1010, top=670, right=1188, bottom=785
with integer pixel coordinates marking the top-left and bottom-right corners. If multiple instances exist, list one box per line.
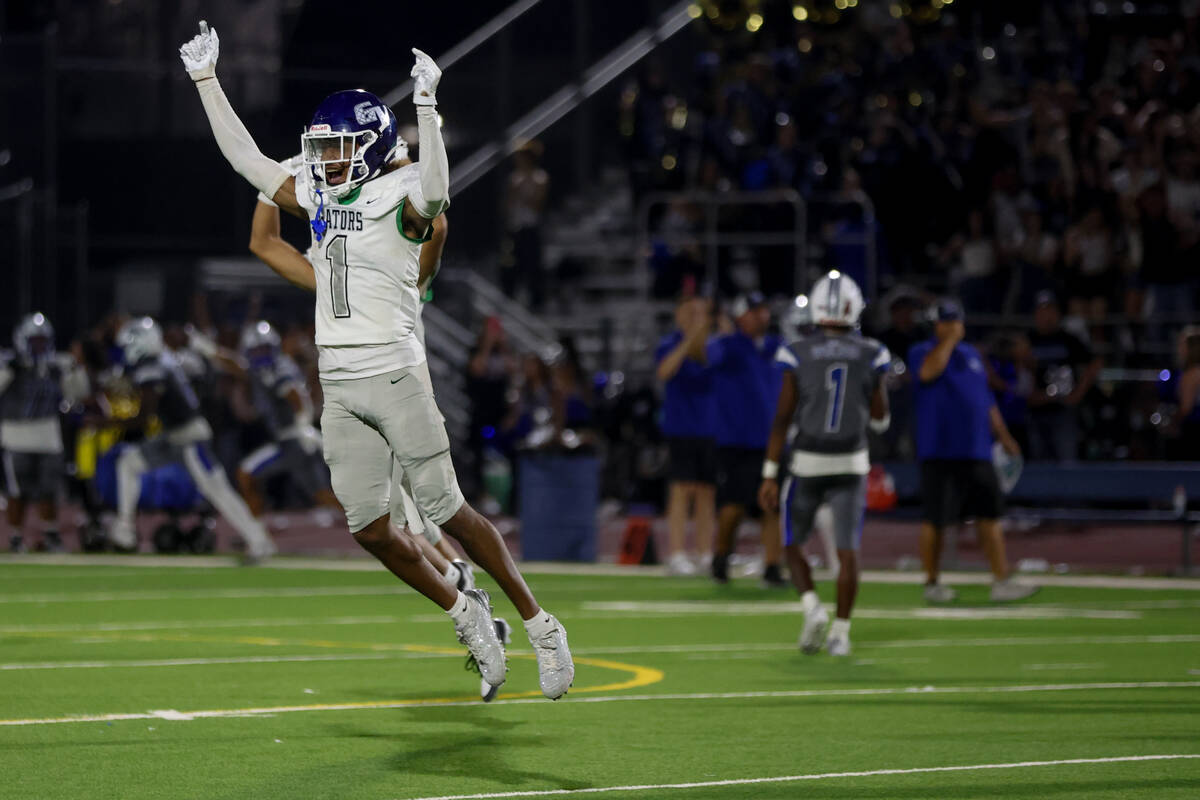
left=1136, top=183, right=1197, bottom=340
left=985, top=331, right=1034, bottom=455
left=1172, top=327, right=1200, bottom=460
left=1062, top=206, right=1117, bottom=327
left=708, top=292, right=786, bottom=588
left=501, top=140, right=549, bottom=310
left=908, top=299, right=1035, bottom=604
left=655, top=296, right=716, bottom=576
left=467, top=317, right=516, bottom=499
left=1027, top=291, right=1101, bottom=462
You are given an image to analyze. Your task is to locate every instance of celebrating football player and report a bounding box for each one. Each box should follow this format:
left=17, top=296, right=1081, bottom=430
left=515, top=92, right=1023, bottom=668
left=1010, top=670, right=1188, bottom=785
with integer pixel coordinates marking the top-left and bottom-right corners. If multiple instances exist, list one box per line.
left=181, top=21, right=571, bottom=699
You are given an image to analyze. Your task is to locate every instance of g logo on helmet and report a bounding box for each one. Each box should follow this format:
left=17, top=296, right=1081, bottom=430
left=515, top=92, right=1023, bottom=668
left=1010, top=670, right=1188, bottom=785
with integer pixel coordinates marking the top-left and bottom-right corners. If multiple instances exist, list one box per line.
left=354, top=102, right=383, bottom=125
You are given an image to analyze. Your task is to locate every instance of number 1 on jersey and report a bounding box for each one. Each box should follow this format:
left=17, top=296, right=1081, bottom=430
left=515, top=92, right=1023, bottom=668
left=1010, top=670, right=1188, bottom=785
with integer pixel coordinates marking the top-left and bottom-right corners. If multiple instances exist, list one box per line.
left=825, top=362, right=848, bottom=433
left=325, top=234, right=351, bottom=318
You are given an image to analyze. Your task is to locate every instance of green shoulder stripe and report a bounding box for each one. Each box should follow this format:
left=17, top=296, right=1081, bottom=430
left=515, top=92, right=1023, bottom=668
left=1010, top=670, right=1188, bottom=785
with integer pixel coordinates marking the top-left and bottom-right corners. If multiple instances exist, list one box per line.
left=396, top=198, right=434, bottom=244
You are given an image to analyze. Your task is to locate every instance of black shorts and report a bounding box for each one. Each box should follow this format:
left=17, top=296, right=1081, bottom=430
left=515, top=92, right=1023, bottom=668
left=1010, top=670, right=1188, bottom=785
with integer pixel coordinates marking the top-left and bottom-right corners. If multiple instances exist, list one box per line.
left=665, top=436, right=716, bottom=484
left=3, top=451, right=64, bottom=502
left=921, top=459, right=1003, bottom=528
left=716, top=446, right=766, bottom=516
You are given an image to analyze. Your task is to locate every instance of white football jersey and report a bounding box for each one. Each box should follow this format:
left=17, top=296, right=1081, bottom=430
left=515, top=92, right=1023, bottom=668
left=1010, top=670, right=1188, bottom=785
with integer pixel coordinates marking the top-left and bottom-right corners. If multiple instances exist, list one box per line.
left=295, top=164, right=433, bottom=379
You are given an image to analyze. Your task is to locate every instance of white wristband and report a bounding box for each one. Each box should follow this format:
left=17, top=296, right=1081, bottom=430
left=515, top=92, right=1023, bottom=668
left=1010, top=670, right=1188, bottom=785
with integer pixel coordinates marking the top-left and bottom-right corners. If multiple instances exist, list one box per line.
left=256, top=191, right=278, bottom=208
left=869, top=414, right=891, bottom=433
left=761, top=460, right=779, bottom=480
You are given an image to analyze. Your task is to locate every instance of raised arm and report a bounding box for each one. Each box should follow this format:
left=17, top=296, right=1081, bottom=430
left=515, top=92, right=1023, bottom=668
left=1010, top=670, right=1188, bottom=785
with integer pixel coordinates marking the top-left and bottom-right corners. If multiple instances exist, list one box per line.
left=401, top=49, right=450, bottom=238
left=919, top=321, right=964, bottom=383
left=179, top=22, right=300, bottom=216
left=249, top=196, right=317, bottom=291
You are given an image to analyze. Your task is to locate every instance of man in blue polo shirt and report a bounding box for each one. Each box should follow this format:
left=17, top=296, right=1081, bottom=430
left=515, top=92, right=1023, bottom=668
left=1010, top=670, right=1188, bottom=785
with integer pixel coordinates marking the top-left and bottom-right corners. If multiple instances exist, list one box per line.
left=909, top=299, right=1037, bottom=603
left=708, top=292, right=787, bottom=587
left=655, top=296, right=716, bottom=576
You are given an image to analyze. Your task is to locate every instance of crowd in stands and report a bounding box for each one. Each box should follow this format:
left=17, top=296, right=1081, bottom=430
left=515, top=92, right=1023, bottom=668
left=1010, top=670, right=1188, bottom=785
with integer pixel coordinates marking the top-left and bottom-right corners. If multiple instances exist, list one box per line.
left=624, top=0, right=1198, bottom=344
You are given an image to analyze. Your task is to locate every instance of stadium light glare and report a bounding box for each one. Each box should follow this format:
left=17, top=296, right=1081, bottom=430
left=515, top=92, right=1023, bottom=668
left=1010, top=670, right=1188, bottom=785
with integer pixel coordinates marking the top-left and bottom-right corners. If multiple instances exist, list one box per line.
left=687, top=3, right=702, bottom=19
left=746, top=13, right=763, bottom=31
left=889, top=4, right=902, bottom=18
left=982, top=46, right=996, bottom=61
left=662, top=154, right=677, bottom=170
left=793, top=5, right=808, bottom=21
left=798, top=37, right=812, bottom=52
left=834, top=0, right=847, bottom=10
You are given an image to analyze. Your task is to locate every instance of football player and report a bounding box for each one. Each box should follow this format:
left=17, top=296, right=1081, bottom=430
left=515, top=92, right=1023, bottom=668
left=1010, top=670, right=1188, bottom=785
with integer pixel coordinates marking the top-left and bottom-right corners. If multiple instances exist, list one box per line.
left=758, top=272, right=891, bottom=657
left=109, top=317, right=277, bottom=562
left=0, top=314, right=89, bottom=552
left=187, top=321, right=340, bottom=518
left=181, top=22, right=571, bottom=699
left=247, top=169, right=514, bottom=702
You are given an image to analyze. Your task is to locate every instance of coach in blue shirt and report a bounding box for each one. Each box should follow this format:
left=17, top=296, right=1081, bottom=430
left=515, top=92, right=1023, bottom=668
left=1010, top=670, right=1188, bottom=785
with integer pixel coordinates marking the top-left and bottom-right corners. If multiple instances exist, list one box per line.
left=708, top=292, right=787, bottom=587
left=655, top=296, right=717, bottom=575
left=909, top=299, right=1035, bottom=604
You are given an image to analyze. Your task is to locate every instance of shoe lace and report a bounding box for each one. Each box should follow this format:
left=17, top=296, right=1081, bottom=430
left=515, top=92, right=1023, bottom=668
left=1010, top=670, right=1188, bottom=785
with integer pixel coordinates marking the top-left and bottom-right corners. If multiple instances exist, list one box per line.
left=535, top=630, right=563, bottom=670
left=464, top=654, right=482, bottom=675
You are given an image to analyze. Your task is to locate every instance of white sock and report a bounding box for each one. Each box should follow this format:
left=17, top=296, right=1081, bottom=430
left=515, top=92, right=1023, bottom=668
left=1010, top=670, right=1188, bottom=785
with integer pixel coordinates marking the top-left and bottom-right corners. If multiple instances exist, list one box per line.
left=442, top=562, right=461, bottom=587
left=800, top=590, right=821, bottom=615
left=446, top=590, right=470, bottom=621
left=831, top=618, right=851, bottom=639
left=523, top=609, right=555, bottom=639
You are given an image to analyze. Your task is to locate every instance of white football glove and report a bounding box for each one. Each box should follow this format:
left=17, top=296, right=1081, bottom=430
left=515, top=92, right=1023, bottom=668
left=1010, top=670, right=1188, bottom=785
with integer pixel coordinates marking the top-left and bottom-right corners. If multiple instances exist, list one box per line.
left=410, top=48, right=442, bottom=106
left=179, top=20, right=220, bottom=81
left=183, top=324, right=218, bottom=359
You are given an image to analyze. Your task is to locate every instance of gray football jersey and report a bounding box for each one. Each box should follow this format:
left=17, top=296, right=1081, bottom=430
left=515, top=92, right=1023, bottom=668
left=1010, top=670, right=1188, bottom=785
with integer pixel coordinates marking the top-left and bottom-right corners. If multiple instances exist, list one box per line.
left=775, top=330, right=890, bottom=455
left=249, top=355, right=309, bottom=438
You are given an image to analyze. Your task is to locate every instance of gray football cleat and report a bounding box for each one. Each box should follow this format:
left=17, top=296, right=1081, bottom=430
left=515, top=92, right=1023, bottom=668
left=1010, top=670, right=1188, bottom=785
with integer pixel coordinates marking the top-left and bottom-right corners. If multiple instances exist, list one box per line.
left=798, top=603, right=830, bottom=655
left=923, top=582, right=958, bottom=604
left=990, top=579, right=1039, bottom=603
left=530, top=615, right=574, bottom=700
left=480, top=618, right=513, bottom=702
left=455, top=589, right=506, bottom=688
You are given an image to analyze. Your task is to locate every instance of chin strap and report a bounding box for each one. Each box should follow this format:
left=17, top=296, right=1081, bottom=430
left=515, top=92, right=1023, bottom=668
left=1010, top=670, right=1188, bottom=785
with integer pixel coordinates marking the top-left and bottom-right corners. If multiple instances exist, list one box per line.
left=310, top=189, right=328, bottom=243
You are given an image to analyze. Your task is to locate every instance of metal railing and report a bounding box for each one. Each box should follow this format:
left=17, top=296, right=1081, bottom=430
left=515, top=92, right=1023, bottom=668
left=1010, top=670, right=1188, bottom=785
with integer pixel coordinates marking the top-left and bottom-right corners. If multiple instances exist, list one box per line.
left=636, top=189, right=808, bottom=298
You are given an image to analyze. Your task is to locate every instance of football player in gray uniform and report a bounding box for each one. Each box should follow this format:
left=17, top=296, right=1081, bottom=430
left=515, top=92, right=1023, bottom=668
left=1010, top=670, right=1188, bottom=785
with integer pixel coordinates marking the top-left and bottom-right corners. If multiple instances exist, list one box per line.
left=0, top=314, right=89, bottom=552
left=759, top=272, right=891, bottom=657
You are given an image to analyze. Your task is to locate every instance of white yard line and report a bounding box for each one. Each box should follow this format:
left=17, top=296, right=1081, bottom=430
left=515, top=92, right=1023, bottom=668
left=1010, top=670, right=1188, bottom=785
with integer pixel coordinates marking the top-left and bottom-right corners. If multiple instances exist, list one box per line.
left=399, top=754, right=1200, bottom=800
left=0, top=615, right=402, bottom=634
left=0, top=653, right=397, bottom=671
left=2, top=681, right=1197, bottom=727
left=1, top=555, right=1198, bottom=589
left=581, top=601, right=1140, bottom=620
left=0, top=585, right=411, bottom=604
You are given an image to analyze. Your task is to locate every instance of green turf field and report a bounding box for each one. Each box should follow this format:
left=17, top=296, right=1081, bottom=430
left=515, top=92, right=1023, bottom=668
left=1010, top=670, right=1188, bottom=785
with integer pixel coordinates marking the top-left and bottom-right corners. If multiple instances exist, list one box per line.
left=1, top=559, right=1198, bottom=799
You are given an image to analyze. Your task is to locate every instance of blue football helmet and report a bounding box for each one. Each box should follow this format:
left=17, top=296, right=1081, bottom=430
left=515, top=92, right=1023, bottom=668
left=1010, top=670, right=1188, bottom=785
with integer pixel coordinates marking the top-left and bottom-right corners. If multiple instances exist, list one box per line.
left=13, top=312, right=55, bottom=367
left=301, top=89, right=402, bottom=199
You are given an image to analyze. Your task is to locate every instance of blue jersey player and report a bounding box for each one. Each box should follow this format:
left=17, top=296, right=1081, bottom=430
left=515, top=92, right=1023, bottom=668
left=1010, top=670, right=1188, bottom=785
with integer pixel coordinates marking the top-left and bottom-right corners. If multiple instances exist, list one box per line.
left=758, top=272, right=891, bottom=657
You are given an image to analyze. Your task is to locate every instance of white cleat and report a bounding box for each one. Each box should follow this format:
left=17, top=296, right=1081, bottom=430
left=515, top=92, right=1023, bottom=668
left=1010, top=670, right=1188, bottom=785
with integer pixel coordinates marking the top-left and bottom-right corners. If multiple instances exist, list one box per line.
left=242, top=535, right=277, bottom=566
left=455, top=589, right=506, bottom=688
left=108, top=521, right=138, bottom=552
left=530, top=615, right=574, bottom=700
left=827, top=634, right=851, bottom=657
left=923, top=583, right=958, bottom=604
left=481, top=618, right=513, bottom=702
left=453, top=559, right=475, bottom=592
left=798, top=604, right=830, bottom=655
left=665, top=551, right=697, bottom=576
left=990, top=579, right=1039, bottom=603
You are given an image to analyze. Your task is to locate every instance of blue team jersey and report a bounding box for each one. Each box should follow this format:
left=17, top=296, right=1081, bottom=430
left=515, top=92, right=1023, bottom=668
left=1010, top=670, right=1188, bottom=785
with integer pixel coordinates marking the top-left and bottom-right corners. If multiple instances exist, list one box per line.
left=707, top=331, right=784, bottom=449
left=909, top=339, right=994, bottom=461
left=655, top=331, right=716, bottom=439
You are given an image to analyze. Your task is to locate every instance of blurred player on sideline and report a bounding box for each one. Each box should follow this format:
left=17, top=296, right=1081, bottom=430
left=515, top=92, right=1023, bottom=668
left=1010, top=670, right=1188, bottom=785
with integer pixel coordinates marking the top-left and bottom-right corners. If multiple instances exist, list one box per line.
left=759, top=272, right=890, bottom=657
left=0, top=314, right=89, bottom=552
left=110, top=317, right=277, bottom=562
left=185, top=321, right=340, bottom=518
left=181, top=22, right=570, bottom=699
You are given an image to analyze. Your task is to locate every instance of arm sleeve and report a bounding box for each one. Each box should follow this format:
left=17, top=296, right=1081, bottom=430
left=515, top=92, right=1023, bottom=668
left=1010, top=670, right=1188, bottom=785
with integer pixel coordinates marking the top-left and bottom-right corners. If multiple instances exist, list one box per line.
left=194, top=78, right=291, bottom=198
left=411, top=106, right=450, bottom=218
left=775, top=345, right=799, bottom=368
left=872, top=344, right=893, bottom=374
